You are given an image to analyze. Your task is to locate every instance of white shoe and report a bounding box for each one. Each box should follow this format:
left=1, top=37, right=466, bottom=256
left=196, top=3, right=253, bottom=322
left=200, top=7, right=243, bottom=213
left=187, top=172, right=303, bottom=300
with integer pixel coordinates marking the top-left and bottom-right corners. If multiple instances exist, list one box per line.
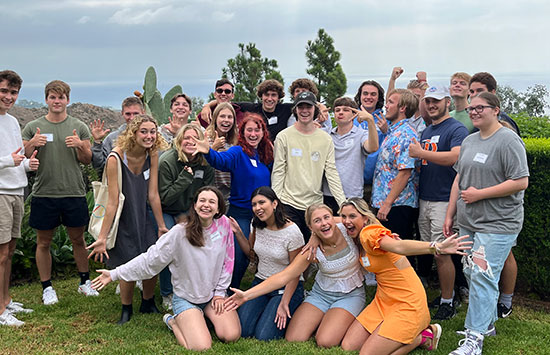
left=162, top=295, right=173, bottom=311
left=42, top=286, right=59, bottom=305
left=163, top=313, right=174, bottom=331
left=365, top=271, right=377, bottom=286
left=78, top=280, right=99, bottom=297
left=0, top=310, right=24, bottom=327
left=6, top=300, right=33, bottom=314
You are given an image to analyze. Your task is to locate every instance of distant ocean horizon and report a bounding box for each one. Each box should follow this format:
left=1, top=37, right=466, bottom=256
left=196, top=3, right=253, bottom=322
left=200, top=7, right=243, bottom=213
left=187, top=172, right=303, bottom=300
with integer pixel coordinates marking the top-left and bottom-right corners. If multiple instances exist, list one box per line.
left=15, top=73, right=550, bottom=110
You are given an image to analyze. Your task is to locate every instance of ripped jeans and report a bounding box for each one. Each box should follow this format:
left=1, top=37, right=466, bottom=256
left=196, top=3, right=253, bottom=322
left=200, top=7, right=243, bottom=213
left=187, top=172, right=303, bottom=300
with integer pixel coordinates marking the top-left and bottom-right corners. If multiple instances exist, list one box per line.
left=459, top=228, right=518, bottom=334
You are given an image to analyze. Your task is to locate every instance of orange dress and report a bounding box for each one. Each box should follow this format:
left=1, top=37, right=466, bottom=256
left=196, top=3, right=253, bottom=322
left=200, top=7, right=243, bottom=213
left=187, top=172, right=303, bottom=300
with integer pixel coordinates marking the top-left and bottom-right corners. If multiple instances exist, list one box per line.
left=356, top=225, right=430, bottom=344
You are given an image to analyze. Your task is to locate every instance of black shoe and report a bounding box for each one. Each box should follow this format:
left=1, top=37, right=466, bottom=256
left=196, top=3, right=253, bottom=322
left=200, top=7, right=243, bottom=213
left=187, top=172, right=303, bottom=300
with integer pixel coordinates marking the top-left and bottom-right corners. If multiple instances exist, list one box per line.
left=432, top=302, right=457, bottom=320
left=429, top=295, right=460, bottom=309
left=139, top=297, right=160, bottom=314
left=497, top=303, right=513, bottom=318
left=117, top=305, right=133, bottom=325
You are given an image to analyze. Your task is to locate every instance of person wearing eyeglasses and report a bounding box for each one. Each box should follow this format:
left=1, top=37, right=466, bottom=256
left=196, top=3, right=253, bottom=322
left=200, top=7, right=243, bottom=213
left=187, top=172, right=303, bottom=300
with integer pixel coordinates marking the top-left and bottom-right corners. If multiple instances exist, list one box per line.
left=197, top=79, right=245, bottom=129
left=444, top=92, right=528, bottom=355
left=408, top=86, right=469, bottom=322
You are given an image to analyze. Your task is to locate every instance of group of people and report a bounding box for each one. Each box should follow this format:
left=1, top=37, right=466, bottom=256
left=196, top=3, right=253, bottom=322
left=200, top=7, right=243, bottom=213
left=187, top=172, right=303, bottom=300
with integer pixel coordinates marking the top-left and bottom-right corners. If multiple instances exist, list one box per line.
left=0, top=67, right=528, bottom=355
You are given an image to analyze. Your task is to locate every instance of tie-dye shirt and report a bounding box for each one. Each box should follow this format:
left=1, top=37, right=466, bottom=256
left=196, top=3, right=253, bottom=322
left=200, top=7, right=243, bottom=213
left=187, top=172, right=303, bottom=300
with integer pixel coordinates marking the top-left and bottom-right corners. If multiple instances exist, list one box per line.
left=110, top=215, right=234, bottom=303
left=372, top=119, right=419, bottom=208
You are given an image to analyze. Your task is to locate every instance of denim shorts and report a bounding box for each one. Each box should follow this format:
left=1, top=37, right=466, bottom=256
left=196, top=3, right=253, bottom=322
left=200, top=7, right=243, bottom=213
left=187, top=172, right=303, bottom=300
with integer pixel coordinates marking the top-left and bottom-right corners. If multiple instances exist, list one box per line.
left=304, top=282, right=366, bottom=317
left=172, top=294, right=211, bottom=317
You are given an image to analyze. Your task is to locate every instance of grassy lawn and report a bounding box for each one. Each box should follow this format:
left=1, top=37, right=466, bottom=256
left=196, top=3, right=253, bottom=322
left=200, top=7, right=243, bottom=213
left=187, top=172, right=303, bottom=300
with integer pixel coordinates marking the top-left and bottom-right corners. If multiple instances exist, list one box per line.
left=1, top=276, right=549, bottom=354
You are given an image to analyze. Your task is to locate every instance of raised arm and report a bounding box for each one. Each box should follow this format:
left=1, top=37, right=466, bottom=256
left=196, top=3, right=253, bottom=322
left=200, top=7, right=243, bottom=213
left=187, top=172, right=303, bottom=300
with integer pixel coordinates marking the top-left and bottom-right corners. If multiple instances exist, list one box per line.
left=379, top=232, right=471, bottom=257
left=386, top=67, right=403, bottom=101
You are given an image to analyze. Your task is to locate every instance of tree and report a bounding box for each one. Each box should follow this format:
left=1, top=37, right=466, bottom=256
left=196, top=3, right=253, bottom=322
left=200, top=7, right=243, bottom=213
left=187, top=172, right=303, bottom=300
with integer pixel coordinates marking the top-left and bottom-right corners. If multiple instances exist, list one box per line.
left=190, top=96, right=205, bottom=120
left=497, top=84, right=549, bottom=117
left=305, top=28, right=347, bottom=106
left=222, top=43, right=284, bottom=102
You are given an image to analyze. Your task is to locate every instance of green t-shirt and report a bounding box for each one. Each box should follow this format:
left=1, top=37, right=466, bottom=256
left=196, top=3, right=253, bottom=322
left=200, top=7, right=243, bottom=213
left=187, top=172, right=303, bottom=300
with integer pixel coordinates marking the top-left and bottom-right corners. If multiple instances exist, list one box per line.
left=22, top=115, right=91, bottom=197
left=450, top=109, right=474, bottom=133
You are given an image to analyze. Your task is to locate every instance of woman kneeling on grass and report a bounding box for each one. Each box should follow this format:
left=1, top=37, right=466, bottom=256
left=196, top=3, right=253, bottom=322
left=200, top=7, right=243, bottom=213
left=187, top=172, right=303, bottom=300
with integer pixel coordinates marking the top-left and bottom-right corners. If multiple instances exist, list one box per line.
left=226, top=203, right=367, bottom=348
left=92, top=186, right=240, bottom=351
left=337, top=198, right=471, bottom=354
left=231, top=186, right=305, bottom=340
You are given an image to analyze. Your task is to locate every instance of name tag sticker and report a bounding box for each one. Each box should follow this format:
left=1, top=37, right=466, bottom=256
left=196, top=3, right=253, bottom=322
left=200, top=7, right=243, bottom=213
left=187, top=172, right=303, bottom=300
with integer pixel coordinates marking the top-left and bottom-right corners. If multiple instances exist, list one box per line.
left=291, top=148, right=302, bottom=157
left=473, top=153, right=488, bottom=164
left=268, top=116, right=278, bottom=125
left=361, top=256, right=371, bottom=267
left=210, top=231, right=222, bottom=242
left=143, top=169, right=150, bottom=180
left=43, top=133, right=54, bottom=142
left=345, top=140, right=353, bottom=148
left=250, top=159, right=258, bottom=168
left=194, top=170, right=204, bottom=179
left=430, top=135, right=440, bottom=144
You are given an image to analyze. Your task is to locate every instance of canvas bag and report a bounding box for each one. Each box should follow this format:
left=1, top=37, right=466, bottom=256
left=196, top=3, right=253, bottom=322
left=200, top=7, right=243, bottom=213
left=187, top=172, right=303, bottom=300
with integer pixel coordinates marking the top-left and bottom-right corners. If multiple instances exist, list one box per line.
left=88, top=152, right=125, bottom=250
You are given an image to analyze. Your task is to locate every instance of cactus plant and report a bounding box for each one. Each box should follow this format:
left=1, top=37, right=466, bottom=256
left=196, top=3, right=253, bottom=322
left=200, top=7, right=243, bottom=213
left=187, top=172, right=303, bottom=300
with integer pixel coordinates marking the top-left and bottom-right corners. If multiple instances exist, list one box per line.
left=138, top=66, right=183, bottom=124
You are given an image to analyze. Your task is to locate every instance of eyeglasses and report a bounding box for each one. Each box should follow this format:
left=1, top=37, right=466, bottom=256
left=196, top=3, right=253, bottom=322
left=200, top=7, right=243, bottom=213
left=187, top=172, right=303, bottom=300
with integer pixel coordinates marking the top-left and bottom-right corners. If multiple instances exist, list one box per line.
left=465, top=105, right=495, bottom=114
left=216, top=88, right=232, bottom=95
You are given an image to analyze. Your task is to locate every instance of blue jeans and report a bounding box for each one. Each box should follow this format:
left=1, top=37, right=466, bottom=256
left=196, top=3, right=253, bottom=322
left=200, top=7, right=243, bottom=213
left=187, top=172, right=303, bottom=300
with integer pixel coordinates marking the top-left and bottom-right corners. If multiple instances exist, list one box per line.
left=227, top=204, right=253, bottom=290
left=460, top=228, right=518, bottom=334
left=238, top=277, right=304, bottom=340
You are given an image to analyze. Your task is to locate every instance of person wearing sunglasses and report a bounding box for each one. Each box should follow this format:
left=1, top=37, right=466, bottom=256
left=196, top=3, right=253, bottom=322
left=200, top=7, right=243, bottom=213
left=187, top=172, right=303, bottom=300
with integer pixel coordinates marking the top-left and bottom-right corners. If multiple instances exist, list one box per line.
left=198, top=79, right=245, bottom=129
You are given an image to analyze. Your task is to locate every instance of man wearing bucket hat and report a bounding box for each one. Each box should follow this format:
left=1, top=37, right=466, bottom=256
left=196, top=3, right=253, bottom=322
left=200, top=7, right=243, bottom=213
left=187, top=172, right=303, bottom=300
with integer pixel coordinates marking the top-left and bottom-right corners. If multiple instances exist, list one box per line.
left=272, top=91, right=345, bottom=241
left=408, top=85, right=469, bottom=320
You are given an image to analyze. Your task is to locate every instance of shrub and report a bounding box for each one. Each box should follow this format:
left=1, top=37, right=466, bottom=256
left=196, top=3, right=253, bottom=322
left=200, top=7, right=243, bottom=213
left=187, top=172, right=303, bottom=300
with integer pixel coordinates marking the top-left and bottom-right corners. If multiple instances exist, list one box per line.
left=516, top=138, right=550, bottom=299
left=512, top=113, right=550, bottom=138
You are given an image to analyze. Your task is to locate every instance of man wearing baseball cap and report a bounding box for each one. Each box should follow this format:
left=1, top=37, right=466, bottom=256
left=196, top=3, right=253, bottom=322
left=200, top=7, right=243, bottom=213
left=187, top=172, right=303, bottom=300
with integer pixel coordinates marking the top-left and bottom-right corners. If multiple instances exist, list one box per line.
left=272, top=91, right=345, bottom=240
left=408, top=85, right=469, bottom=320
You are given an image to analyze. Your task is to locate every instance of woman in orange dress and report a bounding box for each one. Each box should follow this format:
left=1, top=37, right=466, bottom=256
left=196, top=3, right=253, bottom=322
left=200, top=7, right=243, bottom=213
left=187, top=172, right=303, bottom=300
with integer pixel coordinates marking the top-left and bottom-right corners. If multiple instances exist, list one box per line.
left=339, top=198, right=471, bottom=354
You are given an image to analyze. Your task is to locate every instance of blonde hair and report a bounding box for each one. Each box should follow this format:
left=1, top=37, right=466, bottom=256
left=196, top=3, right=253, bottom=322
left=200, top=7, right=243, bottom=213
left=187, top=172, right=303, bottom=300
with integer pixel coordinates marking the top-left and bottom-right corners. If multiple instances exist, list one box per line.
left=206, top=102, right=238, bottom=145
left=450, top=72, right=472, bottom=84
left=339, top=198, right=380, bottom=226
left=115, top=114, right=169, bottom=153
left=173, top=123, right=207, bottom=165
left=305, top=203, right=334, bottom=228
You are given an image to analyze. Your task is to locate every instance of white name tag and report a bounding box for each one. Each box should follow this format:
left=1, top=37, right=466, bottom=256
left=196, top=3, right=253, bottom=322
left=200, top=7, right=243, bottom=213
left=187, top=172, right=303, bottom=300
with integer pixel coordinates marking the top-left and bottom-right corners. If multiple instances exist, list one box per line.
left=268, top=116, right=278, bottom=125
left=143, top=169, right=150, bottom=180
left=361, top=256, right=371, bottom=267
left=473, top=152, right=488, bottom=164
left=291, top=148, right=302, bottom=157
left=43, top=133, right=54, bottom=142
left=430, top=135, right=440, bottom=144
left=344, top=139, right=353, bottom=148
left=210, top=231, right=222, bottom=242
left=194, top=170, right=204, bottom=179
left=250, top=159, right=257, bottom=168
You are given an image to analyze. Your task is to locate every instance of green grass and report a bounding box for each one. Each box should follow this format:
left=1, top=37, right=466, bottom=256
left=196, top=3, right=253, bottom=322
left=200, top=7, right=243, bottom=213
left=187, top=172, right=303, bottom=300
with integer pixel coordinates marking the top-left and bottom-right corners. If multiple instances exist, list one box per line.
left=2, top=277, right=549, bottom=354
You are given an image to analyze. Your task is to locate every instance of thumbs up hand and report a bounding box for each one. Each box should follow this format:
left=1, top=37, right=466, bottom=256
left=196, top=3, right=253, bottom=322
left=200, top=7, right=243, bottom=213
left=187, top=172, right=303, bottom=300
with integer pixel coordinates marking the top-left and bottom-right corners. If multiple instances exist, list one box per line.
left=65, top=129, right=83, bottom=148
left=11, top=147, right=25, bottom=166
left=31, top=127, right=47, bottom=148
left=29, top=150, right=40, bottom=171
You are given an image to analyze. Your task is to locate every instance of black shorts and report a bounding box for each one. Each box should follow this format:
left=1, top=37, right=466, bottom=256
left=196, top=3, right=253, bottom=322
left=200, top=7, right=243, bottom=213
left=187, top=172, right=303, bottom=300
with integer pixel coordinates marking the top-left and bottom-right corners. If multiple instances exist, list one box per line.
left=29, top=196, right=89, bottom=230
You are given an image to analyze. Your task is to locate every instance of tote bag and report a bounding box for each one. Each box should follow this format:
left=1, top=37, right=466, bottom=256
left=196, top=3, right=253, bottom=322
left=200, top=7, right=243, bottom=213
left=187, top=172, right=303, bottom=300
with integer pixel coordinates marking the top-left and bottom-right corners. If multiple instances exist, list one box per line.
left=88, top=152, right=125, bottom=250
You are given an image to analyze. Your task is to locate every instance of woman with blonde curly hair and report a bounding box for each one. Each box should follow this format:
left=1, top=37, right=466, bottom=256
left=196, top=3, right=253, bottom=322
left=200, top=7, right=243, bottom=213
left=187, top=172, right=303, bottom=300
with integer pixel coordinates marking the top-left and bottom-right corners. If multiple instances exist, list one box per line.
left=88, top=114, right=170, bottom=325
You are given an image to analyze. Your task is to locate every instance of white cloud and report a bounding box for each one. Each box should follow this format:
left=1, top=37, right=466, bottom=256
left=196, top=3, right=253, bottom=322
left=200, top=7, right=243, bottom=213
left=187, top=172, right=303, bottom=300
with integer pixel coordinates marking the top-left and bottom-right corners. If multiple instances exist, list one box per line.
left=212, top=11, right=234, bottom=22
left=108, top=5, right=198, bottom=25
left=77, top=15, right=91, bottom=24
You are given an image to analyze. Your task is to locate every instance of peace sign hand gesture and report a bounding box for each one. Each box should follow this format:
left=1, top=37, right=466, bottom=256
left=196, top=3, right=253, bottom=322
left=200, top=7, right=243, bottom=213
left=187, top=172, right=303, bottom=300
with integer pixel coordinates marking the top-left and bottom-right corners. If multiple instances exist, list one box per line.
left=350, top=107, right=374, bottom=125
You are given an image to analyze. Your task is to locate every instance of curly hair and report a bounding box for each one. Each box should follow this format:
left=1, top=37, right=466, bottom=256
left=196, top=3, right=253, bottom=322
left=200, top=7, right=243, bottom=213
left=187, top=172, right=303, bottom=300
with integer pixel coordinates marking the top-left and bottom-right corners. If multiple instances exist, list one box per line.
left=185, top=186, right=226, bottom=247
left=354, top=80, right=385, bottom=110
left=173, top=123, right=207, bottom=165
left=206, top=102, right=238, bottom=146
left=115, top=114, right=169, bottom=153
left=256, top=79, right=284, bottom=100
left=289, top=78, right=319, bottom=98
left=238, top=113, right=274, bottom=165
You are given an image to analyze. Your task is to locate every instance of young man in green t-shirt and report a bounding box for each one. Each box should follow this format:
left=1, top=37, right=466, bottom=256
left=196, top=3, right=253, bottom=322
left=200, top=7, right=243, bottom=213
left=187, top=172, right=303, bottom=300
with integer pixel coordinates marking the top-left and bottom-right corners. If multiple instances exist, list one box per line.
left=22, top=80, right=97, bottom=305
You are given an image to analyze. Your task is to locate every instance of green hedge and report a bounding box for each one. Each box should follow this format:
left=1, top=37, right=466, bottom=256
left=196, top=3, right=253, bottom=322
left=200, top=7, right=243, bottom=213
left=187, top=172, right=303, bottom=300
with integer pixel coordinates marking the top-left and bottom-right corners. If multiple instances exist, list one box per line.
left=512, top=113, right=550, bottom=138
left=516, top=138, right=550, bottom=299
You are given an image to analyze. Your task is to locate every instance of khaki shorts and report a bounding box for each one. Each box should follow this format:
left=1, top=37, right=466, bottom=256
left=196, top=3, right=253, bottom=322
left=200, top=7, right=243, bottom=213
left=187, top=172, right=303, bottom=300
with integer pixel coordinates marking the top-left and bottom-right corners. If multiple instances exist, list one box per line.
left=418, top=199, right=456, bottom=243
left=0, top=195, right=24, bottom=244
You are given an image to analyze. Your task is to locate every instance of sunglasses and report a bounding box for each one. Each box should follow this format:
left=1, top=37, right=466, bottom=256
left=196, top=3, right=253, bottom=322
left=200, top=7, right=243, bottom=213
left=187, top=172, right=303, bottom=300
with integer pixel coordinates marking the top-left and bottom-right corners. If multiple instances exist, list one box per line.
left=216, top=88, right=233, bottom=95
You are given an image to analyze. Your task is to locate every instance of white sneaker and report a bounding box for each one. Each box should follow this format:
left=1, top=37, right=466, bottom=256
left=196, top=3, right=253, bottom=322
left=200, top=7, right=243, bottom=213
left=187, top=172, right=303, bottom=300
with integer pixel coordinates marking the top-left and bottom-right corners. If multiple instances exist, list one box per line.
left=6, top=300, right=33, bottom=314
left=42, top=286, right=59, bottom=305
left=365, top=271, right=377, bottom=286
left=0, top=310, right=24, bottom=327
left=78, top=280, right=99, bottom=297
left=450, top=330, right=484, bottom=355
left=162, top=295, right=173, bottom=311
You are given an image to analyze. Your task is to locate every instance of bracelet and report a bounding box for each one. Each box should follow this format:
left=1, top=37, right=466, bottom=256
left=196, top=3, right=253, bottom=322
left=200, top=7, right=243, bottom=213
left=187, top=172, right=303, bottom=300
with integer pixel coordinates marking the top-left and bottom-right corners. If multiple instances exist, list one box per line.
left=429, top=241, right=442, bottom=255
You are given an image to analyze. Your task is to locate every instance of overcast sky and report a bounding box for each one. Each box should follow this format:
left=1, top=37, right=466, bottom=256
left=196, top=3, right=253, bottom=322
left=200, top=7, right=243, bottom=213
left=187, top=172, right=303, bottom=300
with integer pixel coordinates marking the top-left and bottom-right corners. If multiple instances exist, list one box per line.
left=4, top=0, right=550, bottom=107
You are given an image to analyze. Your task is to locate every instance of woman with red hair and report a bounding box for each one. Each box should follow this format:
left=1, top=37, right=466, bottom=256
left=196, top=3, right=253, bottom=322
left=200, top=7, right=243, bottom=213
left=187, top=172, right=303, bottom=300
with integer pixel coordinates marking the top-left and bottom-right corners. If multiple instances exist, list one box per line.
left=193, top=113, right=273, bottom=289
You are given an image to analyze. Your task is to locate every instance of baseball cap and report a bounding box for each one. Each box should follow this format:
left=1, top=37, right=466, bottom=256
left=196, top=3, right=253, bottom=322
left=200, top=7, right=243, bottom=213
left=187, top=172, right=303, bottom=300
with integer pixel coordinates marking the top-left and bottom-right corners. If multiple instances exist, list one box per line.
left=423, top=86, right=450, bottom=100
left=293, top=91, right=317, bottom=108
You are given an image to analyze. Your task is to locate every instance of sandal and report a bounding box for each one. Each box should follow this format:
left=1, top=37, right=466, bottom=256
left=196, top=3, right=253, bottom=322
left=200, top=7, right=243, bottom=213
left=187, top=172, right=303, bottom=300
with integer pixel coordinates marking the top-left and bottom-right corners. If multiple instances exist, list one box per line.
left=420, top=323, right=442, bottom=351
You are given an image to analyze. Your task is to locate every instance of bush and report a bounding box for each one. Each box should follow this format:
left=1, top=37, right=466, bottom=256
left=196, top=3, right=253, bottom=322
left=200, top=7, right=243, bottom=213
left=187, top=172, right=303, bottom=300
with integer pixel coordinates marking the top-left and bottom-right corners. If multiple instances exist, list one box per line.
left=512, top=113, right=550, bottom=138
left=516, top=138, right=550, bottom=299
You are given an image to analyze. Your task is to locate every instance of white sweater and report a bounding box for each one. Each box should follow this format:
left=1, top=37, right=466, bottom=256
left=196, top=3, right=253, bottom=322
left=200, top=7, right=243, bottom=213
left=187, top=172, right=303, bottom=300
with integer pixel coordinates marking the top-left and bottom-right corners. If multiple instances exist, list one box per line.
left=0, top=113, right=30, bottom=195
left=110, top=216, right=234, bottom=303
